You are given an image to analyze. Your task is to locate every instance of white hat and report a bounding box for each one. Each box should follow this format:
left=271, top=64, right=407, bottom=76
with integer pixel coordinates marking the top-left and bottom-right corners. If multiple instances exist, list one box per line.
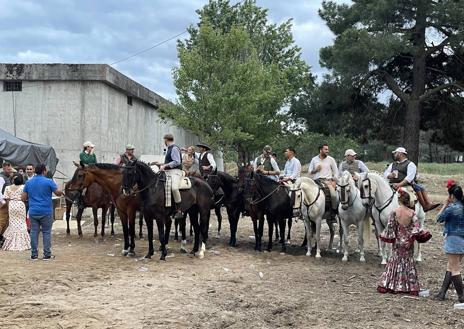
left=344, top=149, right=357, bottom=156
left=83, top=141, right=95, bottom=148
left=392, top=147, right=407, bottom=154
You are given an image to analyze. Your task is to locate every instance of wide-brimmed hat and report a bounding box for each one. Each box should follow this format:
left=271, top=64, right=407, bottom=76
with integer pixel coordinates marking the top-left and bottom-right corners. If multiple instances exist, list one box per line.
left=83, top=141, right=95, bottom=148
left=344, top=149, right=357, bottom=156
left=392, top=147, right=407, bottom=154
left=125, top=144, right=135, bottom=150
left=196, top=142, right=211, bottom=151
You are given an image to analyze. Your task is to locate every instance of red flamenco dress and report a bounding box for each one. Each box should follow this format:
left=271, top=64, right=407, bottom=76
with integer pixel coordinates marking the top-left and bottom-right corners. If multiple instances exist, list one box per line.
left=377, top=211, right=421, bottom=296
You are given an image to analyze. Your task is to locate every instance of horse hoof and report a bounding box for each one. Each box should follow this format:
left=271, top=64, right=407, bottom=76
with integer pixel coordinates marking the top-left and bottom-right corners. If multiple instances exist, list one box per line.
left=315, top=254, right=321, bottom=259
left=285, top=240, right=291, bottom=245
left=342, top=256, right=348, bottom=262
left=360, top=257, right=366, bottom=262
left=381, top=260, right=387, bottom=265
left=216, top=233, right=221, bottom=239
left=144, top=254, right=152, bottom=259
left=122, top=250, right=129, bottom=256
left=415, top=256, right=422, bottom=262
left=160, top=256, right=166, bottom=261
left=180, top=248, right=188, bottom=254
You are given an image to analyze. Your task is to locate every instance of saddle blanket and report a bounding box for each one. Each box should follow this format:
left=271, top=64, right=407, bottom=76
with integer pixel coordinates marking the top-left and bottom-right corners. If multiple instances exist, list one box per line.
left=165, top=175, right=192, bottom=208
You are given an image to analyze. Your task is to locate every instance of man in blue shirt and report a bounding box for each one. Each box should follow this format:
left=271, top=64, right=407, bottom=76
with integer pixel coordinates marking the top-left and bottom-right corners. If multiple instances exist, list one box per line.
left=21, top=164, right=63, bottom=260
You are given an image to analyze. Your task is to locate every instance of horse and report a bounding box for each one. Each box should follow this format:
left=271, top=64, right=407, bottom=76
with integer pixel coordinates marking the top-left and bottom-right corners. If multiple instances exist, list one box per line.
left=299, top=177, right=337, bottom=259
left=239, top=168, right=291, bottom=253
left=337, top=171, right=371, bottom=262
left=66, top=163, right=142, bottom=256
left=206, top=171, right=245, bottom=247
left=64, top=182, right=115, bottom=237
left=121, top=160, right=214, bottom=260
left=357, top=171, right=426, bottom=264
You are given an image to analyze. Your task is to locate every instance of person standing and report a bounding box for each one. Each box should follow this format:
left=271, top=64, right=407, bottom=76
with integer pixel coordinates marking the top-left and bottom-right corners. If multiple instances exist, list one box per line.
left=24, top=164, right=35, bottom=182
left=21, top=164, right=63, bottom=260
left=79, top=141, right=97, bottom=165
left=0, top=161, right=14, bottom=242
left=384, top=147, right=439, bottom=212
left=2, top=174, right=30, bottom=251
left=253, top=145, right=280, bottom=181
left=434, top=184, right=464, bottom=303
left=182, top=145, right=199, bottom=175
left=308, top=144, right=339, bottom=221
left=377, top=190, right=422, bottom=295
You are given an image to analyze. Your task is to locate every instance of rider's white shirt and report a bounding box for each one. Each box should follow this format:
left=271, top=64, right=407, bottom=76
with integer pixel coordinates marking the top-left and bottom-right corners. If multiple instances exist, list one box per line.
left=309, top=155, right=338, bottom=180
left=283, top=157, right=301, bottom=180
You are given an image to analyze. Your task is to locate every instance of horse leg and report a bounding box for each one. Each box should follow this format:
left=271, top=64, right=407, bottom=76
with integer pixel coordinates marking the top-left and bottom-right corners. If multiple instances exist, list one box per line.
left=328, top=220, right=335, bottom=250
left=128, top=211, right=136, bottom=256
left=110, top=205, right=115, bottom=236
left=228, top=208, right=239, bottom=247
left=286, top=218, right=292, bottom=245
left=274, top=221, right=280, bottom=242
left=338, top=217, right=343, bottom=253
left=144, top=215, right=154, bottom=259
left=76, top=208, right=84, bottom=237
left=315, top=219, right=322, bottom=259
left=138, top=212, right=144, bottom=239
left=65, top=201, right=72, bottom=236
left=180, top=213, right=188, bottom=253
left=174, top=217, right=179, bottom=241
left=252, top=217, right=260, bottom=251
left=279, top=219, right=287, bottom=253
left=92, top=207, right=98, bottom=237
left=341, top=220, right=349, bottom=262
left=198, top=211, right=209, bottom=259
left=164, top=216, right=172, bottom=251
left=357, top=220, right=366, bottom=262
left=190, top=211, right=200, bottom=255
left=101, top=207, right=107, bottom=237
left=303, top=218, right=311, bottom=256
left=119, top=214, right=130, bottom=256
left=155, top=218, right=167, bottom=261
left=215, top=206, right=222, bottom=238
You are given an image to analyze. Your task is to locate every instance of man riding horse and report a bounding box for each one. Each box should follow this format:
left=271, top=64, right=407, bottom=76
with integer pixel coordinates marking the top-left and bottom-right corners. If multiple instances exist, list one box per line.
left=279, top=147, right=301, bottom=217
left=253, top=145, right=280, bottom=181
left=384, top=147, right=440, bottom=212
left=195, top=142, right=216, bottom=177
left=151, top=134, right=184, bottom=220
left=338, top=149, right=369, bottom=179
left=114, top=144, right=137, bottom=166
left=309, top=143, right=339, bottom=223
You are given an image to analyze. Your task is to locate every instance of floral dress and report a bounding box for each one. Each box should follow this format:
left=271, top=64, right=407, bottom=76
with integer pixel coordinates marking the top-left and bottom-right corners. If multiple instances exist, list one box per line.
left=2, top=185, right=30, bottom=251
left=377, top=210, right=420, bottom=295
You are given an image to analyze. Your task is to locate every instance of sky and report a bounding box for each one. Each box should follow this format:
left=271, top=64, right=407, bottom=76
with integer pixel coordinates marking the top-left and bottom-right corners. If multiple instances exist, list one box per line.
left=0, top=0, right=349, bottom=101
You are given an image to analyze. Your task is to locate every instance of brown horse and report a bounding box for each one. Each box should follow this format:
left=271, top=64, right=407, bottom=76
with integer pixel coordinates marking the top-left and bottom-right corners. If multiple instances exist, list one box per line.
left=66, top=163, right=142, bottom=256
left=64, top=182, right=115, bottom=237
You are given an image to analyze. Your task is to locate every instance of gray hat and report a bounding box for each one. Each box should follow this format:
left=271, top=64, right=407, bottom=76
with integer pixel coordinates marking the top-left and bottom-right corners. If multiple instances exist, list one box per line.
left=196, top=142, right=211, bottom=151
left=125, top=144, right=135, bottom=150
left=263, top=145, right=272, bottom=153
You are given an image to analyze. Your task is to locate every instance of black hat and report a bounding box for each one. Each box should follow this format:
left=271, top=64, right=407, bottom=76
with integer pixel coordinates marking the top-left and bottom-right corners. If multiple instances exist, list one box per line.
left=196, top=142, right=211, bottom=151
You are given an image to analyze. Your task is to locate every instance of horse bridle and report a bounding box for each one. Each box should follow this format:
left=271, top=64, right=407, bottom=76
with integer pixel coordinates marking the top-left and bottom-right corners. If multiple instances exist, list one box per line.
left=337, top=182, right=358, bottom=208
left=360, top=174, right=394, bottom=215
left=122, top=163, right=162, bottom=196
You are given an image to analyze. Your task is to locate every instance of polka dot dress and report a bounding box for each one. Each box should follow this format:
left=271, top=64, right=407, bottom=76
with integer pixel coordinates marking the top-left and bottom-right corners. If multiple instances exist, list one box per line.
left=2, top=185, right=30, bottom=251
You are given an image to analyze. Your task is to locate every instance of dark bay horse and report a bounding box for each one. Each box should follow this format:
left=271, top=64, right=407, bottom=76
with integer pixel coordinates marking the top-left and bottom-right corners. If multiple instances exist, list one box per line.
left=66, top=164, right=142, bottom=256
left=64, top=182, right=115, bottom=237
left=121, top=160, right=214, bottom=260
left=239, top=168, right=292, bottom=252
left=206, top=172, right=244, bottom=247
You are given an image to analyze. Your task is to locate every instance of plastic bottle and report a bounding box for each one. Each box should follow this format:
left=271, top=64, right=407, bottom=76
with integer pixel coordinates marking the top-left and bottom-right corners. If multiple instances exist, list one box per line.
left=454, top=302, right=464, bottom=310
left=419, top=289, right=430, bottom=297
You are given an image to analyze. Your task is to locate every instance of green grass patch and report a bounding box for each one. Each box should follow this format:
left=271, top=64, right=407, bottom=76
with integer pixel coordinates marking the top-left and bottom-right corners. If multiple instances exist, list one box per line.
left=366, top=162, right=464, bottom=176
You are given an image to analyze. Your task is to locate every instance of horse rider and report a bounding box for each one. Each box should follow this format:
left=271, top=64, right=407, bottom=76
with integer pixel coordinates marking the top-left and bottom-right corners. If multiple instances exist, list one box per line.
left=309, top=143, right=339, bottom=222
left=114, top=144, right=137, bottom=166
left=279, top=147, right=301, bottom=217
left=338, top=149, right=369, bottom=179
left=253, top=145, right=280, bottom=181
left=151, top=134, right=184, bottom=219
left=76, top=141, right=97, bottom=210
left=195, top=143, right=217, bottom=177
left=384, top=147, right=440, bottom=212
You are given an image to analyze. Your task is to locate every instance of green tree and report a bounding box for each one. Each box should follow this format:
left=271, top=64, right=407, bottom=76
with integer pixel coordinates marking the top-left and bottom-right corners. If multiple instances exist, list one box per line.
left=319, top=0, right=464, bottom=164
left=163, top=0, right=312, bottom=163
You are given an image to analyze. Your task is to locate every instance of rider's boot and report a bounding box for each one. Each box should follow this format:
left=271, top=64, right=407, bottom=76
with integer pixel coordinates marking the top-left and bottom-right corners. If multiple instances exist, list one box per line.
left=174, top=202, right=183, bottom=220
left=416, top=190, right=440, bottom=212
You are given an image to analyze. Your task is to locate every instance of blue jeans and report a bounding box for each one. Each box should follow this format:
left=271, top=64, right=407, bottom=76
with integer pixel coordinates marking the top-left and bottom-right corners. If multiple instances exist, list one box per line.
left=30, top=214, right=53, bottom=258
left=413, top=183, right=424, bottom=192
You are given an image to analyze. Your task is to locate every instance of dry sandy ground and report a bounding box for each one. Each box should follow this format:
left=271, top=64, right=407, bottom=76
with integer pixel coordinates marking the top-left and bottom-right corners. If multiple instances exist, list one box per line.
left=1, top=173, right=464, bottom=329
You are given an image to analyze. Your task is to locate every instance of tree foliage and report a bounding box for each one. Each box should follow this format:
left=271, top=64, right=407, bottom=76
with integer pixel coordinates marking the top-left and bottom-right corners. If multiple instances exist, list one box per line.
left=163, top=0, right=313, bottom=163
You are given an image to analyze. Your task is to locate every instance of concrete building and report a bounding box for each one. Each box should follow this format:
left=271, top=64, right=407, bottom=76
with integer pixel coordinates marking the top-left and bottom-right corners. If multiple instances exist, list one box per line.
left=0, top=63, right=213, bottom=178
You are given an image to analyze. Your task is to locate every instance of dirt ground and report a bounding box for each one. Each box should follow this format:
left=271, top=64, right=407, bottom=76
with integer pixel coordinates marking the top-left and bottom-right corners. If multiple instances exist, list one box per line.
left=1, top=173, right=464, bottom=329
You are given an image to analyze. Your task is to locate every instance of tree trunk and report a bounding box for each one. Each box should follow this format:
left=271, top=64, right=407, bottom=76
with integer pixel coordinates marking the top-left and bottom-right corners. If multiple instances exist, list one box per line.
left=237, top=143, right=248, bottom=166
left=404, top=100, right=421, bottom=164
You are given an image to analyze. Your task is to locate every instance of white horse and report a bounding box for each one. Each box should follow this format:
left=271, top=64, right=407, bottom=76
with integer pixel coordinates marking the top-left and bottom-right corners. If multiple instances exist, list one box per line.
left=337, top=171, right=371, bottom=262
left=357, top=172, right=425, bottom=264
left=299, top=177, right=337, bottom=259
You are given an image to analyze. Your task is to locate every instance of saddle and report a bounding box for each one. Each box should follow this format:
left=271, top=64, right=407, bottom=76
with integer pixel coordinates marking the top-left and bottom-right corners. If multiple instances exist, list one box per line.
left=314, top=179, right=333, bottom=213
left=281, top=181, right=303, bottom=214
left=179, top=171, right=192, bottom=190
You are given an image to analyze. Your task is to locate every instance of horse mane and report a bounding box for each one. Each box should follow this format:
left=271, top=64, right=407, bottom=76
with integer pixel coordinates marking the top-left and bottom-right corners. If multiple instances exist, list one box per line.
left=91, top=163, right=121, bottom=170
left=134, top=160, right=158, bottom=180
left=218, top=171, right=238, bottom=185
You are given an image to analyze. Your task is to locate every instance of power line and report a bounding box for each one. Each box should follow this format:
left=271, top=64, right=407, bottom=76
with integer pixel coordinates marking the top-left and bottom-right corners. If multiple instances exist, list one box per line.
left=109, top=30, right=188, bottom=66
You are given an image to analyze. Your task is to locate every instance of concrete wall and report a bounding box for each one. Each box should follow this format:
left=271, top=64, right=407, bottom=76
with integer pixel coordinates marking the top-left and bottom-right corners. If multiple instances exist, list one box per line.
left=0, top=80, right=200, bottom=179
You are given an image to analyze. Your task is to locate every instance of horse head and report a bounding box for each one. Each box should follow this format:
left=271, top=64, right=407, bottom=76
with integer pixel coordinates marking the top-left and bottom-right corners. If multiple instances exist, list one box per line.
left=67, top=164, right=94, bottom=192
left=121, top=160, right=139, bottom=196
left=337, top=171, right=357, bottom=210
left=206, top=173, right=222, bottom=193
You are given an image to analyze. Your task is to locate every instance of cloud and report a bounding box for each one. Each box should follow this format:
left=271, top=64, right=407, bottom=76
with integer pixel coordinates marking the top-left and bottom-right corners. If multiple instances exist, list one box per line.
left=0, top=0, right=346, bottom=99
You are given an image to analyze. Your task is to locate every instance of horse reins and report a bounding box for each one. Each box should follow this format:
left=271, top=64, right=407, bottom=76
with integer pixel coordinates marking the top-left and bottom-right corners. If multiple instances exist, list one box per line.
left=250, top=184, right=282, bottom=206
left=337, top=182, right=358, bottom=208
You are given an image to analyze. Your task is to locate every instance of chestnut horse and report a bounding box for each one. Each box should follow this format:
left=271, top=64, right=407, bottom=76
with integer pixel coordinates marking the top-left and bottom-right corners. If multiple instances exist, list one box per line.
left=64, top=182, right=115, bottom=237
left=66, top=163, right=142, bottom=256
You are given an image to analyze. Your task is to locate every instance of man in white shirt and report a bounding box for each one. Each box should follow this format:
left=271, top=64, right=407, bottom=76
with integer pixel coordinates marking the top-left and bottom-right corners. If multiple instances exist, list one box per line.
left=195, top=143, right=217, bottom=177
left=280, top=147, right=301, bottom=183
left=384, top=147, right=439, bottom=212
left=338, top=149, right=369, bottom=180
left=308, top=144, right=339, bottom=221
left=253, top=145, right=280, bottom=181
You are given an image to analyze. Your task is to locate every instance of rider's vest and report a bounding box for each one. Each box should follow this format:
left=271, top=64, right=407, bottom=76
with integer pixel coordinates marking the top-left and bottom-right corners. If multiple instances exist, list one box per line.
left=0, top=172, right=11, bottom=193
left=164, top=144, right=182, bottom=170
left=199, top=151, right=214, bottom=175
left=255, top=156, right=273, bottom=172
left=391, top=160, right=413, bottom=184
left=340, top=160, right=360, bottom=175
left=120, top=153, right=137, bottom=166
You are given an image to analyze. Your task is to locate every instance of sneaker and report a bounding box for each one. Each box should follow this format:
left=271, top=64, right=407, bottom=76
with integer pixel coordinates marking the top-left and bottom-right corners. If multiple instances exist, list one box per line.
left=30, top=256, right=38, bottom=261
left=43, top=255, right=55, bottom=261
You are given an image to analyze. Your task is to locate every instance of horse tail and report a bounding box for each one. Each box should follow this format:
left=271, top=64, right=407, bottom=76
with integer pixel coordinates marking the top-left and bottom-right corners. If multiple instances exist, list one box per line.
left=362, top=213, right=371, bottom=244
